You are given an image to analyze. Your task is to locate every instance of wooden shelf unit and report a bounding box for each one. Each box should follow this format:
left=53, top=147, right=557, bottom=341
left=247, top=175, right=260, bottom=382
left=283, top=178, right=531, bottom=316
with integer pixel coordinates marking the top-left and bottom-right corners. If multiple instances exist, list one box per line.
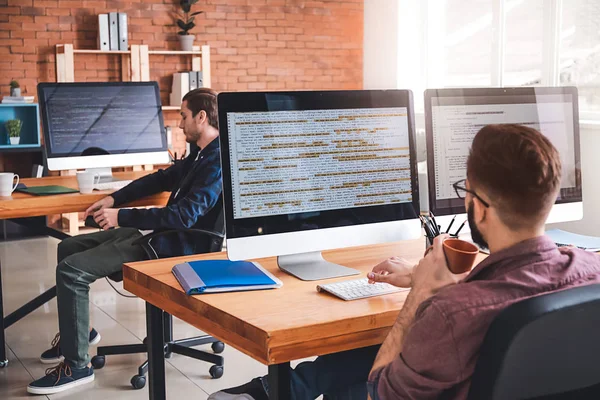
left=55, top=44, right=211, bottom=88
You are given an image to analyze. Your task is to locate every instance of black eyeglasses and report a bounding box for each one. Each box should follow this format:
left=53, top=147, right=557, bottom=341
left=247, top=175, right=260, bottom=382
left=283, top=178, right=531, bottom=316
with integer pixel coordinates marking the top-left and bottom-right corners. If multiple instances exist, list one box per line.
left=452, top=179, right=490, bottom=208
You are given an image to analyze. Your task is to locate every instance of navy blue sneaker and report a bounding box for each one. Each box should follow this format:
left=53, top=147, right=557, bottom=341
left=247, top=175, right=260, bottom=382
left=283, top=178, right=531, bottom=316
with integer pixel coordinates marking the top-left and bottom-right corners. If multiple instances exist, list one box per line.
left=27, top=362, right=94, bottom=395
left=40, top=329, right=101, bottom=364
left=208, top=377, right=269, bottom=400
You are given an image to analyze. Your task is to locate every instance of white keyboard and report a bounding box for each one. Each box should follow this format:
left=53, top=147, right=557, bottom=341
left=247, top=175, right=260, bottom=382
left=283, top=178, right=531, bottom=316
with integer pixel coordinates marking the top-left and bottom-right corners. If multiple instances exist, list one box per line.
left=317, top=278, right=409, bottom=301
left=94, top=180, right=132, bottom=191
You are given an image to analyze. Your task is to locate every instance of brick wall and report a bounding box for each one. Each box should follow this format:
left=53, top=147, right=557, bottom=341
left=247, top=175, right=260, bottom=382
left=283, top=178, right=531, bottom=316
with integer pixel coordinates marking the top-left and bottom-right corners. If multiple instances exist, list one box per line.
left=0, top=0, right=363, bottom=155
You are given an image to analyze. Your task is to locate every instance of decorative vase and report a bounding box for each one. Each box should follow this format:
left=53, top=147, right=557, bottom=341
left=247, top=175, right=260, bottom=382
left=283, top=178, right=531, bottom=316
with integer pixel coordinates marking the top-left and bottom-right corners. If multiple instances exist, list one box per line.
left=9, top=137, right=20, bottom=145
left=10, top=88, right=20, bottom=97
left=179, top=34, right=194, bottom=51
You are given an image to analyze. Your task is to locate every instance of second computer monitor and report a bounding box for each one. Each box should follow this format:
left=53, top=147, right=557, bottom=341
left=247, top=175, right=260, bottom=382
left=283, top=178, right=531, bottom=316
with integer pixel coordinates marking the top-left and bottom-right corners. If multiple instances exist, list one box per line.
left=38, top=82, right=169, bottom=171
left=425, top=86, right=582, bottom=226
left=218, top=90, right=421, bottom=280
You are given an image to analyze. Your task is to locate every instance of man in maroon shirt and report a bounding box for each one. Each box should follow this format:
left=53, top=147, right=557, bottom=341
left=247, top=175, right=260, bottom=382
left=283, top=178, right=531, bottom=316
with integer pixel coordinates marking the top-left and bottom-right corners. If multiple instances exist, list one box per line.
left=209, top=124, right=600, bottom=400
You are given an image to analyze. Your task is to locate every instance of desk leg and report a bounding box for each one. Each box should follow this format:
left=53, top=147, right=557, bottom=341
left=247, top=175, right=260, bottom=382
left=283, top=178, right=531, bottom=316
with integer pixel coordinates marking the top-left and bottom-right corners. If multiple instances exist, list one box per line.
left=146, top=302, right=166, bottom=400
left=268, top=363, right=291, bottom=400
left=0, top=257, right=7, bottom=367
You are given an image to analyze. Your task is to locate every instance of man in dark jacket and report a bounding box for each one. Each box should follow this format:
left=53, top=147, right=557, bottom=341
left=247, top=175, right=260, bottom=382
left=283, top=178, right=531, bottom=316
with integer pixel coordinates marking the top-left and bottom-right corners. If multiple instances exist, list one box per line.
left=27, top=88, right=222, bottom=395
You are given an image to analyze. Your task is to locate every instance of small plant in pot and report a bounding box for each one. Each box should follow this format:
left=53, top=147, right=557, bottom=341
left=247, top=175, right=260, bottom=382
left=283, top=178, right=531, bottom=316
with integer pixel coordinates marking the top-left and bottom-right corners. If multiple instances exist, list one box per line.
left=177, top=0, right=203, bottom=51
left=5, top=119, right=22, bottom=145
left=9, top=80, right=20, bottom=97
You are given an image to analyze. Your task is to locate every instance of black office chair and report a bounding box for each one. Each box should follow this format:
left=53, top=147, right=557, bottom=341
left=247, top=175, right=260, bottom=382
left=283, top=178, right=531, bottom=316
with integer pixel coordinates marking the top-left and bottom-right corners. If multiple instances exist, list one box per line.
left=467, top=283, right=600, bottom=400
left=90, top=204, right=226, bottom=390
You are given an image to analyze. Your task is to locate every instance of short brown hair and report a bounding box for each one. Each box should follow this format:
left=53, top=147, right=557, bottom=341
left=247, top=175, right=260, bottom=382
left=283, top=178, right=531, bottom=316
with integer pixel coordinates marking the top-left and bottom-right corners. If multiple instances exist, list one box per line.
left=182, top=88, right=218, bottom=130
left=467, top=124, right=562, bottom=229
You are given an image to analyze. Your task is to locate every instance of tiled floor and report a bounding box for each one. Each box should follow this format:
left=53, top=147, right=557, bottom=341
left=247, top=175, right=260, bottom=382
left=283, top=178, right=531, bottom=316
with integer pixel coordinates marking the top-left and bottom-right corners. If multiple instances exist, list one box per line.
left=0, top=236, right=272, bottom=400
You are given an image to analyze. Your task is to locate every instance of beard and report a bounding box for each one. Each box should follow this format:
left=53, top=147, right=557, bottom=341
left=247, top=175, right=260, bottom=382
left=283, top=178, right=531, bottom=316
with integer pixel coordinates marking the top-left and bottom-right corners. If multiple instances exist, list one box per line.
left=467, top=200, right=489, bottom=250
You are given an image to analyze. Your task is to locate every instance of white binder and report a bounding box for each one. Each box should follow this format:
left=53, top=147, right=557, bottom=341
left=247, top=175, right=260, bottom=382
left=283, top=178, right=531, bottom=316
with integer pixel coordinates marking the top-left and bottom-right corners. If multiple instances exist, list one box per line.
left=97, top=14, right=109, bottom=51
left=108, top=12, right=119, bottom=51
left=117, top=12, right=128, bottom=51
left=169, top=73, right=190, bottom=106
left=189, top=71, right=198, bottom=90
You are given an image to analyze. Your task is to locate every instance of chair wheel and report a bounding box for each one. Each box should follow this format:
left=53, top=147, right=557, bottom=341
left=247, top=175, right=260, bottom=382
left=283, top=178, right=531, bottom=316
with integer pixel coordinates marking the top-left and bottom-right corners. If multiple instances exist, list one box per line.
left=211, top=341, right=225, bottom=354
left=131, top=375, right=146, bottom=389
left=209, top=365, right=224, bottom=379
left=142, top=337, right=148, bottom=345
left=91, top=355, right=105, bottom=369
left=0, top=359, right=7, bottom=368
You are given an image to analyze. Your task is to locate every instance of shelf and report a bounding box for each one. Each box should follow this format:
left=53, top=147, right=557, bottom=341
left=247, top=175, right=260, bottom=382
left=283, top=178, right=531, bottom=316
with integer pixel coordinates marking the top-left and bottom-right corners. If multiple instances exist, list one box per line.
left=148, top=50, right=202, bottom=55
left=162, top=106, right=180, bottom=111
left=0, top=145, right=43, bottom=153
left=73, top=49, right=131, bottom=54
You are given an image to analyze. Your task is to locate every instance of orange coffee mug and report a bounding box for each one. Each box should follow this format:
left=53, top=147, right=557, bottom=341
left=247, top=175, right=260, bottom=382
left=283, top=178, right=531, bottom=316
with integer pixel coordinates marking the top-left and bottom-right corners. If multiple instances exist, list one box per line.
left=424, top=238, right=479, bottom=274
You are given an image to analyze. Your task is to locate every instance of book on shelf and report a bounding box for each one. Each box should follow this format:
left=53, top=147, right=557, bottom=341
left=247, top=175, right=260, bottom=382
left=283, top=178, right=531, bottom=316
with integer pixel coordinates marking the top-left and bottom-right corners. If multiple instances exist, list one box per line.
left=2, top=96, right=34, bottom=104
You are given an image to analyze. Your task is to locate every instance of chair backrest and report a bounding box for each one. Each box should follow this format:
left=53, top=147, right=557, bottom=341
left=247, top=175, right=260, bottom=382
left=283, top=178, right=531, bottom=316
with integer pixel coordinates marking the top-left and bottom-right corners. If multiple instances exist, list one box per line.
left=467, top=284, right=600, bottom=400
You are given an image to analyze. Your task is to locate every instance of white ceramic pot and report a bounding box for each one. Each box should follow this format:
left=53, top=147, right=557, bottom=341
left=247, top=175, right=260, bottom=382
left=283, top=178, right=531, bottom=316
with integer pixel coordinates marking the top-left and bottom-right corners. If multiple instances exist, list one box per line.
left=10, top=88, right=20, bottom=97
left=179, top=35, right=194, bottom=51
left=9, top=137, right=20, bottom=145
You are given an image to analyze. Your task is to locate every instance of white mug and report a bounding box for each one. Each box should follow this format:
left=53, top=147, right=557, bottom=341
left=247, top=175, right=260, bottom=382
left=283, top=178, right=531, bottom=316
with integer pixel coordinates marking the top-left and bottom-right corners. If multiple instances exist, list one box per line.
left=76, top=171, right=100, bottom=194
left=0, top=173, right=19, bottom=197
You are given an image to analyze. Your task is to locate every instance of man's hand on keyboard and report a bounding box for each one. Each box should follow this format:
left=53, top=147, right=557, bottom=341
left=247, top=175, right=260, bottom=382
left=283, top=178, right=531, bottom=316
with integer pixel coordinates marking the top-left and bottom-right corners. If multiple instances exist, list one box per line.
left=84, top=196, right=115, bottom=219
left=367, top=257, right=414, bottom=288
left=93, top=208, right=119, bottom=230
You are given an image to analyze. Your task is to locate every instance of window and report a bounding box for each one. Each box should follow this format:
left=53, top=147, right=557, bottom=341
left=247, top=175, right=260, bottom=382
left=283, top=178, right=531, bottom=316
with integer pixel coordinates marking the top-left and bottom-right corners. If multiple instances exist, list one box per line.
left=407, top=0, right=600, bottom=118
left=560, top=0, right=600, bottom=114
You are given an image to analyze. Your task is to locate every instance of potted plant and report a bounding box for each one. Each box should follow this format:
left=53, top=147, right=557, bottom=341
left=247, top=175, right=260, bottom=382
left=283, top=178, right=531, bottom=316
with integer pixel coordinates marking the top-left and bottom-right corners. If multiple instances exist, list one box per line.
left=5, top=119, right=22, bottom=145
left=9, top=80, right=20, bottom=97
left=177, top=0, right=203, bottom=51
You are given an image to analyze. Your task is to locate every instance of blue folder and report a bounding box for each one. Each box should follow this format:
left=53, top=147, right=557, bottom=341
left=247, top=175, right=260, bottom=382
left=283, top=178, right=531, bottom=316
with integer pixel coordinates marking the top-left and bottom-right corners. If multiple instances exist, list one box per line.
left=172, top=260, right=283, bottom=295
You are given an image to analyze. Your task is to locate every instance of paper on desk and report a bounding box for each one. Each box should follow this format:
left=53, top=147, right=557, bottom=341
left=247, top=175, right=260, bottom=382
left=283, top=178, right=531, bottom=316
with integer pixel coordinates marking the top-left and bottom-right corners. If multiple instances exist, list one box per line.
left=545, top=229, right=600, bottom=252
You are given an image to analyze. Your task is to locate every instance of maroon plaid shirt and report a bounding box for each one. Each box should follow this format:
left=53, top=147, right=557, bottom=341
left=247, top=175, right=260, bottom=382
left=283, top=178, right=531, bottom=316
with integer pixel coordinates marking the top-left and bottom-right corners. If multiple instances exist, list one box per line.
left=369, top=236, right=600, bottom=400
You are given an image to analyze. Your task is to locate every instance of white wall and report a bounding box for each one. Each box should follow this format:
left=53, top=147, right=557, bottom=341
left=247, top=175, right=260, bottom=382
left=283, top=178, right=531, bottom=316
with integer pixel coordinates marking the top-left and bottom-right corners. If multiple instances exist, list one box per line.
left=363, top=0, right=400, bottom=89
left=550, top=123, right=600, bottom=236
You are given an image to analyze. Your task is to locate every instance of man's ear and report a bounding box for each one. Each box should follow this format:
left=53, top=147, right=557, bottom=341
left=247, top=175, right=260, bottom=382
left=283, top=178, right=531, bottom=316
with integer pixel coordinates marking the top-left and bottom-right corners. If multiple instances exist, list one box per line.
left=194, top=110, right=207, bottom=125
left=474, top=198, right=487, bottom=223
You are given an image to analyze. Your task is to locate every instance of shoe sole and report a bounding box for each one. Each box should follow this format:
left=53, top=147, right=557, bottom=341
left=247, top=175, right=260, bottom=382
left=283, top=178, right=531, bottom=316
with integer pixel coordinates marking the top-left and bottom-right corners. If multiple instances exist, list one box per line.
left=27, top=373, right=94, bottom=395
left=39, top=333, right=102, bottom=364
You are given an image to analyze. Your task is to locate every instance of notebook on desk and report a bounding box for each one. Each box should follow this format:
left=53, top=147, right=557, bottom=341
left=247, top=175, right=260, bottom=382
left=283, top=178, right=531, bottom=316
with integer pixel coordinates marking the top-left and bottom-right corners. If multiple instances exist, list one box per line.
left=172, top=259, right=283, bottom=295
left=15, top=185, right=79, bottom=196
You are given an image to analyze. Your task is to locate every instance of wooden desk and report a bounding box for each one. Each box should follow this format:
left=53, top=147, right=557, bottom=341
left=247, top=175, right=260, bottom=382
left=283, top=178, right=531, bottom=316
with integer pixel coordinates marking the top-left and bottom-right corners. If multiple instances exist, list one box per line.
left=0, top=171, right=169, bottom=219
left=124, top=239, right=455, bottom=400
left=0, top=172, right=169, bottom=368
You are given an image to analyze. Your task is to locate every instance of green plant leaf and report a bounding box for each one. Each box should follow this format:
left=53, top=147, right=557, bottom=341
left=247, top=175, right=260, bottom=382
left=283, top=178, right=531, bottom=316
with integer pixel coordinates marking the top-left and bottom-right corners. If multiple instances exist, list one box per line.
left=182, top=4, right=191, bottom=13
left=177, top=19, right=188, bottom=30
left=190, top=11, right=203, bottom=16
left=191, top=0, right=199, bottom=4
left=185, top=21, right=195, bottom=31
left=178, top=31, right=188, bottom=35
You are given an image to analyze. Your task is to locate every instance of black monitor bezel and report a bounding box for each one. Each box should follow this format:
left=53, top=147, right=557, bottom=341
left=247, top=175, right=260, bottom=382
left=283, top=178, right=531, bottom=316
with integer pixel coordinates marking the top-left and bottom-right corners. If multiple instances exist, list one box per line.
left=218, top=90, right=421, bottom=240
left=424, top=86, right=582, bottom=217
left=37, top=81, right=168, bottom=158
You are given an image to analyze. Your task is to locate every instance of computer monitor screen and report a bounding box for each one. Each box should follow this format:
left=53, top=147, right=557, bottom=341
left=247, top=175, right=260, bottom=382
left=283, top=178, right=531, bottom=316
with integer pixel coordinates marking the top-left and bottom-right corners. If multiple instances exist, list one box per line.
left=425, top=87, right=582, bottom=225
left=38, top=82, right=169, bottom=171
left=218, top=90, right=421, bottom=272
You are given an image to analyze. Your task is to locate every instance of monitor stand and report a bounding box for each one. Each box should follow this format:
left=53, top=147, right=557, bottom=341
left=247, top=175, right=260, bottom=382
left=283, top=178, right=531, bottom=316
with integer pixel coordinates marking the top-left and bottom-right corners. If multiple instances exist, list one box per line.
left=277, top=251, right=360, bottom=281
left=84, top=167, right=119, bottom=184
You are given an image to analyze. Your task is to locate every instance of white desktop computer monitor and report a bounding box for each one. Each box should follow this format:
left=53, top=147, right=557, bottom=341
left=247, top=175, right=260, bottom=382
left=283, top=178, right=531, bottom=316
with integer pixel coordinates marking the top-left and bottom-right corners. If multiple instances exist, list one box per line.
left=38, top=82, right=169, bottom=177
left=218, top=90, right=422, bottom=281
left=424, top=87, right=583, bottom=233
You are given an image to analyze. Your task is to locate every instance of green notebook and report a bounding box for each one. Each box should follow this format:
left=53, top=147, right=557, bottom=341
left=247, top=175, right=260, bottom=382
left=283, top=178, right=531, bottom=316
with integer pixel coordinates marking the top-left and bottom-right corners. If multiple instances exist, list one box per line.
left=16, top=185, right=79, bottom=196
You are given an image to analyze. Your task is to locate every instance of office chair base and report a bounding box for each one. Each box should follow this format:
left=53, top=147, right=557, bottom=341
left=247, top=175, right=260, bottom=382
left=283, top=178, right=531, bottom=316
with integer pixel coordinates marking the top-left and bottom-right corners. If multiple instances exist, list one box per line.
left=94, top=335, right=225, bottom=389
left=0, top=359, right=7, bottom=368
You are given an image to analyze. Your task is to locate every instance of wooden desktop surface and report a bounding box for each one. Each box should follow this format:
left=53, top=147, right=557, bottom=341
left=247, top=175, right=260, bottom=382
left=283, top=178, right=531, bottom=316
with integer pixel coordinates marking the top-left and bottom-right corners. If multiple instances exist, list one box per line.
left=123, top=240, right=486, bottom=365
left=0, top=171, right=169, bottom=219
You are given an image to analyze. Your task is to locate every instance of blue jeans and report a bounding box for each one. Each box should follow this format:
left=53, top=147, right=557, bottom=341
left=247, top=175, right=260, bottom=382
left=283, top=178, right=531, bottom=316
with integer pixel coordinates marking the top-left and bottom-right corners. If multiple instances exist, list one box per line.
left=267, top=345, right=380, bottom=400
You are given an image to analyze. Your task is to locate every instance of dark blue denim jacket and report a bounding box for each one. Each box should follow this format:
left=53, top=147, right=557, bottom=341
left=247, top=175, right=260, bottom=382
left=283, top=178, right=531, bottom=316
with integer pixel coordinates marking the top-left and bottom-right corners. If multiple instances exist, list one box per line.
left=112, top=138, right=222, bottom=258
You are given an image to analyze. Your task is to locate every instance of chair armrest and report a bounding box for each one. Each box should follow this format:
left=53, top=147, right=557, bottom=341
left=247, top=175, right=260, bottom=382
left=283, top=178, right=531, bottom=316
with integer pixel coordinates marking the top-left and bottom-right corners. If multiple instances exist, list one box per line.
left=132, top=228, right=224, bottom=247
